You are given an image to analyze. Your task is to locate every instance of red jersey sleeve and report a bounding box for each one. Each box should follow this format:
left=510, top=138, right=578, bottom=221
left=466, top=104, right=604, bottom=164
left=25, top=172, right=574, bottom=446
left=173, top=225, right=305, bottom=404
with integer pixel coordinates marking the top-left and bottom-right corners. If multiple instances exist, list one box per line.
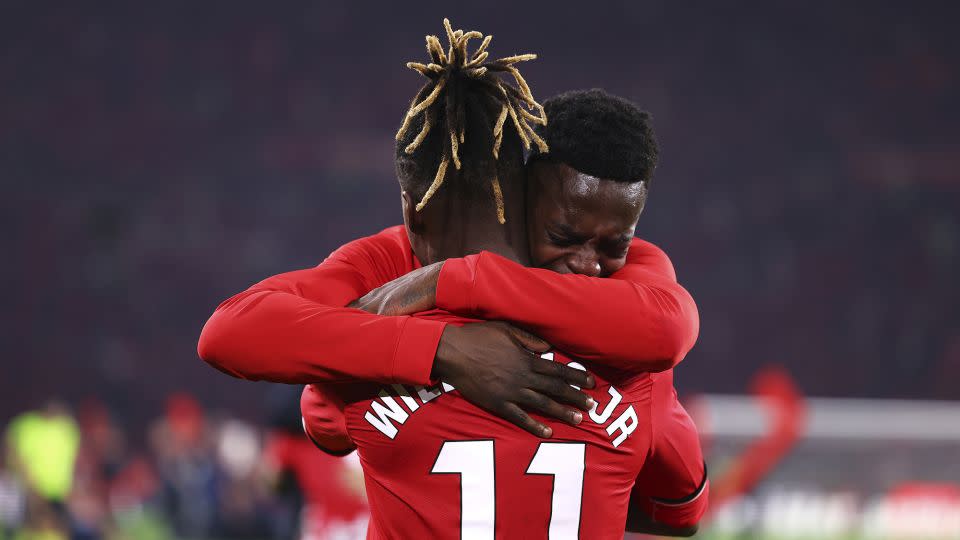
left=435, top=238, right=699, bottom=372
left=628, top=370, right=708, bottom=530
left=301, top=384, right=355, bottom=455
left=197, top=226, right=445, bottom=386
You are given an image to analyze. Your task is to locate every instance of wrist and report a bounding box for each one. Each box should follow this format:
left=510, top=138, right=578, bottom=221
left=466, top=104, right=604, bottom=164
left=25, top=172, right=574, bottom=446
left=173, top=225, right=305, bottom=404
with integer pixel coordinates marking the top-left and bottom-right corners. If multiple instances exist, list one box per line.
left=435, top=256, right=478, bottom=314
left=419, top=262, right=442, bottom=305
left=431, top=325, right=463, bottom=380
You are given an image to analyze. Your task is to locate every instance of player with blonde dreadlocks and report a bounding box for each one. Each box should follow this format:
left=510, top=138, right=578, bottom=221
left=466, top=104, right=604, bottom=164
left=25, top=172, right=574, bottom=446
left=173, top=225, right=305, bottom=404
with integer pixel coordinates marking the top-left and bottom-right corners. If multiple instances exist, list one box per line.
left=394, top=18, right=547, bottom=226
left=201, top=18, right=704, bottom=538
left=201, top=16, right=596, bottom=450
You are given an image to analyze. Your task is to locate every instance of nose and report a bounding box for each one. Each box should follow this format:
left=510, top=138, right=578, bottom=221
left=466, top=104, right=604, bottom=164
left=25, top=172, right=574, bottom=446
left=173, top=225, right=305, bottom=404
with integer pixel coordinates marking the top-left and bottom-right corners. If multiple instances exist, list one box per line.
left=566, top=250, right=602, bottom=277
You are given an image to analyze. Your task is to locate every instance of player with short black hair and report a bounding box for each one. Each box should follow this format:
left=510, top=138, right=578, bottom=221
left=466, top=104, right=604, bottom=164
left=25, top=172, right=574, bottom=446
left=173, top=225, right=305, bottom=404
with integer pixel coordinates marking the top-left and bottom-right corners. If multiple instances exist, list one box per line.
left=521, top=88, right=661, bottom=279
left=532, top=88, right=659, bottom=185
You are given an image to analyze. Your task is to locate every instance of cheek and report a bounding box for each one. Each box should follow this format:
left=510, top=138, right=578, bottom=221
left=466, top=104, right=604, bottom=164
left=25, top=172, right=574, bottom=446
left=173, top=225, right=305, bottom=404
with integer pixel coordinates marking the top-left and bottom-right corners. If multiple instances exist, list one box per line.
left=529, top=241, right=569, bottom=271
left=529, top=241, right=557, bottom=265
left=600, top=257, right=627, bottom=277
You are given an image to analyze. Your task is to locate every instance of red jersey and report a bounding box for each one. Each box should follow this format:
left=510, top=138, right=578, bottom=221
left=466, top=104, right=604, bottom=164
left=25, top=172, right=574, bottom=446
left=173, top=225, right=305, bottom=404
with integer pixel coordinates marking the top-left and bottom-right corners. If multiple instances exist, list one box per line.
left=303, top=369, right=706, bottom=537
left=199, top=226, right=705, bottom=533
left=309, top=311, right=655, bottom=539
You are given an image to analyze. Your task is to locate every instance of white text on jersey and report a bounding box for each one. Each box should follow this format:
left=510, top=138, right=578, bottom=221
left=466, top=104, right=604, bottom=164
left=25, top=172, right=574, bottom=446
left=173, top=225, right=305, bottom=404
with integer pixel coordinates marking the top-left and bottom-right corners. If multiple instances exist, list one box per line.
left=363, top=353, right=638, bottom=447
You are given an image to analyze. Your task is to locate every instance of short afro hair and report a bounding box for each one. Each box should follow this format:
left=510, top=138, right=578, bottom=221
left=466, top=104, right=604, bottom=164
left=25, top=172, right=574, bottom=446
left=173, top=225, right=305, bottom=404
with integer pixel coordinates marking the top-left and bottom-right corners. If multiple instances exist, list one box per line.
left=531, top=89, right=658, bottom=184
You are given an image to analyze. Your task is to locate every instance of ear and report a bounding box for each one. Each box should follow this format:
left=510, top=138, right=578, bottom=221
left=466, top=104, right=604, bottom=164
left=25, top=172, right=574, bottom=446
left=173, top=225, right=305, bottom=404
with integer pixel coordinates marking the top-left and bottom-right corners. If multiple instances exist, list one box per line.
left=401, top=191, right=426, bottom=234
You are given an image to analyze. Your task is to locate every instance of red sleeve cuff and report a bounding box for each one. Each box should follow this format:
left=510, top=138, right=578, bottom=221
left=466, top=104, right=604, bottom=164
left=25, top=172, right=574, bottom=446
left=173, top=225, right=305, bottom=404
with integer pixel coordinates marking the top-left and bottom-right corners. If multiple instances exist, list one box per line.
left=639, top=478, right=710, bottom=530
left=391, top=317, right=447, bottom=385
left=435, top=255, right=481, bottom=314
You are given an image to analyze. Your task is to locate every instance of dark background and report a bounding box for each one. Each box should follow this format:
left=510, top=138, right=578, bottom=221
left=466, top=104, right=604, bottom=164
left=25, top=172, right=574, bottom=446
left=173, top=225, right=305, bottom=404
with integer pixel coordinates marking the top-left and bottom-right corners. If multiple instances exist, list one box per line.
left=3, top=1, right=958, bottom=431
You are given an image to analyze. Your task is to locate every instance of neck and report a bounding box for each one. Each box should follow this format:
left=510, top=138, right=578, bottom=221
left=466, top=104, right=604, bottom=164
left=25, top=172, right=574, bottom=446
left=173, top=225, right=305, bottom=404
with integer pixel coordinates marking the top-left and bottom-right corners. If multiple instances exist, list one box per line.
left=418, top=181, right=529, bottom=265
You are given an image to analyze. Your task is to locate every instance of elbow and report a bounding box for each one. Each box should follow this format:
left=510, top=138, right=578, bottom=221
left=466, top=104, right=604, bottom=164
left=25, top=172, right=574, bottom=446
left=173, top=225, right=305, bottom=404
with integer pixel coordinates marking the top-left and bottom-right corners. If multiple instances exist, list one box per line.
left=621, top=285, right=700, bottom=370
left=660, top=291, right=701, bottom=368
left=197, top=315, right=224, bottom=364
left=197, top=295, right=243, bottom=364
left=196, top=323, right=215, bottom=362
left=662, top=320, right=699, bottom=369
left=197, top=325, right=228, bottom=375
left=196, top=313, right=249, bottom=380
left=638, top=316, right=698, bottom=373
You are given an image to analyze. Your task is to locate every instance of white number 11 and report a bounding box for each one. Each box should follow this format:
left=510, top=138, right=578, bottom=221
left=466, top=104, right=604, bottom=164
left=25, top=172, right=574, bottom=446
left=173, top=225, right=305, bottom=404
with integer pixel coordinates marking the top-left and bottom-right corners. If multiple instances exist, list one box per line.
left=431, top=440, right=586, bottom=539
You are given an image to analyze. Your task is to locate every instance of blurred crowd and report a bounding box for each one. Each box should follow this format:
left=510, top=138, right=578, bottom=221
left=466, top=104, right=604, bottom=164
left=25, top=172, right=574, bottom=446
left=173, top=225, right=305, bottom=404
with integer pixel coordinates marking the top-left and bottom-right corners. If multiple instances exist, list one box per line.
left=1, top=0, right=957, bottom=483
left=1, top=389, right=367, bottom=540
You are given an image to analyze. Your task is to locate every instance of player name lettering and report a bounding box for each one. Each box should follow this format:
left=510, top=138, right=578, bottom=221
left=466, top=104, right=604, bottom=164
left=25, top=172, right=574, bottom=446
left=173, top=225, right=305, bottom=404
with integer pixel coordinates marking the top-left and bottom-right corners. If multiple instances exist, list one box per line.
left=364, top=353, right=639, bottom=447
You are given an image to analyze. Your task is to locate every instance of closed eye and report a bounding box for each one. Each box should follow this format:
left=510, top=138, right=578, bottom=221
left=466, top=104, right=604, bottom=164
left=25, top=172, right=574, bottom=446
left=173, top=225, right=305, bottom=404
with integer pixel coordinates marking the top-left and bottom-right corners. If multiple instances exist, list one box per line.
left=547, top=225, right=590, bottom=247
left=547, top=230, right=578, bottom=247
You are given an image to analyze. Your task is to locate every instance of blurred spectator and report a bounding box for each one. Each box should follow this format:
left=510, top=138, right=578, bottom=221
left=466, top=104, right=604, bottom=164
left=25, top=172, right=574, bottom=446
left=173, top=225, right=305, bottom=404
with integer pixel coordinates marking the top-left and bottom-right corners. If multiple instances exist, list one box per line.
left=5, top=402, right=79, bottom=506
left=149, top=393, right=219, bottom=538
left=3, top=402, right=79, bottom=540
left=260, top=385, right=368, bottom=540
left=0, top=388, right=363, bottom=539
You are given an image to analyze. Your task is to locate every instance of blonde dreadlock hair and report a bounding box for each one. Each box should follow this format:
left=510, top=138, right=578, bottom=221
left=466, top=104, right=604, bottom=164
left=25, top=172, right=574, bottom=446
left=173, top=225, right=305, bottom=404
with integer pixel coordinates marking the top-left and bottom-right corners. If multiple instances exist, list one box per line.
left=395, top=18, right=548, bottom=224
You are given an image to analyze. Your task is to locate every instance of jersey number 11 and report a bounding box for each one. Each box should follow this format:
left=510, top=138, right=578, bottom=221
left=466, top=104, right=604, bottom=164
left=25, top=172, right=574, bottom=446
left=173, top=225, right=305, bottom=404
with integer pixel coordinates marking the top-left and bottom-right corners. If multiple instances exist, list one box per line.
left=431, top=440, right=586, bottom=539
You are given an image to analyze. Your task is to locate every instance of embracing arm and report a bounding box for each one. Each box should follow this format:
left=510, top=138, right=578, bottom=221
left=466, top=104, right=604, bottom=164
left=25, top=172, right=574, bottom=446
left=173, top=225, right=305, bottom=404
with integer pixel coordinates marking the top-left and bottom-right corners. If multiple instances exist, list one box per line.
left=353, top=239, right=698, bottom=372
left=200, top=228, right=594, bottom=438
left=626, top=372, right=709, bottom=535
left=197, top=232, right=446, bottom=385
left=436, top=239, right=699, bottom=372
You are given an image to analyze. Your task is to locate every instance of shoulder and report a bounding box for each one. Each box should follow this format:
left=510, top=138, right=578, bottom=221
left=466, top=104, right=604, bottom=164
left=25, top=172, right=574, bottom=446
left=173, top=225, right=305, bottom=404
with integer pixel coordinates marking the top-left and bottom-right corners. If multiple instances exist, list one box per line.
left=323, top=225, right=416, bottom=283
left=325, top=225, right=410, bottom=265
left=626, top=237, right=677, bottom=282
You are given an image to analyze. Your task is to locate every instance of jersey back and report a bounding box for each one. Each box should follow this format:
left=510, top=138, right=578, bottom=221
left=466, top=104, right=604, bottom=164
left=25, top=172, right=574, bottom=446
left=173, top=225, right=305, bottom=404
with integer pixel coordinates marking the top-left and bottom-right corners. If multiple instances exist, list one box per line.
left=331, top=311, right=654, bottom=540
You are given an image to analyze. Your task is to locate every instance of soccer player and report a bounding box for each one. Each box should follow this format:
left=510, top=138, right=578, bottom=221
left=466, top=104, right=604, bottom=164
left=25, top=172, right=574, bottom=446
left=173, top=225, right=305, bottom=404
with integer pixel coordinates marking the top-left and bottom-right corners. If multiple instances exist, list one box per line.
left=299, top=87, right=708, bottom=536
left=199, top=20, right=705, bottom=537
left=337, top=89, right=709, bottom=536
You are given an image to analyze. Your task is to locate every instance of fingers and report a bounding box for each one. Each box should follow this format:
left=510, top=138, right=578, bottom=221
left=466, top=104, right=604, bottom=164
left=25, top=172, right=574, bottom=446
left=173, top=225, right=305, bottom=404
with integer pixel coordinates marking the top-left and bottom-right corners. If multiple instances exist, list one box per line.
left=503, top=324, right=551, bottom=353
left=499, top=403, right=553, bottom=438
left=528, top=372, right=595, bottom=411
left=531, top=357, right=596, bottom=389
left=516, top=389, right=585, bottom=427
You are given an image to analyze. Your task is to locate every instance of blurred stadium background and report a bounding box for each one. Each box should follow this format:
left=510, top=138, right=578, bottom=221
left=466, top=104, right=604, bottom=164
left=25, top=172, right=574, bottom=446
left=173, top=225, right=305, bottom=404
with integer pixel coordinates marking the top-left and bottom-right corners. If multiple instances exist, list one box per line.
left=2, top=2, right=957, bottom=539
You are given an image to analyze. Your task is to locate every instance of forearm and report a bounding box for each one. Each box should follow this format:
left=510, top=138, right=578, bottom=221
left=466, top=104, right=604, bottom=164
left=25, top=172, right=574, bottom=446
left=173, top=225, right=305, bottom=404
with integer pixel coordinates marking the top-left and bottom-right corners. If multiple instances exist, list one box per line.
left=198, top=272, right=445, bottom=385
left=437, top=252, right=699, bottom=371
left=348, top=263, right=442, bottom=316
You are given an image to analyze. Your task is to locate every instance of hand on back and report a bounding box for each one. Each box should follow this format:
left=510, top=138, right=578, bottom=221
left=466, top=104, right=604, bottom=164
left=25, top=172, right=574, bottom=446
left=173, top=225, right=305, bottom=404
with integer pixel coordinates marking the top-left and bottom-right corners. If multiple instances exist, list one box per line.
left=431, top=321, right=596, bottom=438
